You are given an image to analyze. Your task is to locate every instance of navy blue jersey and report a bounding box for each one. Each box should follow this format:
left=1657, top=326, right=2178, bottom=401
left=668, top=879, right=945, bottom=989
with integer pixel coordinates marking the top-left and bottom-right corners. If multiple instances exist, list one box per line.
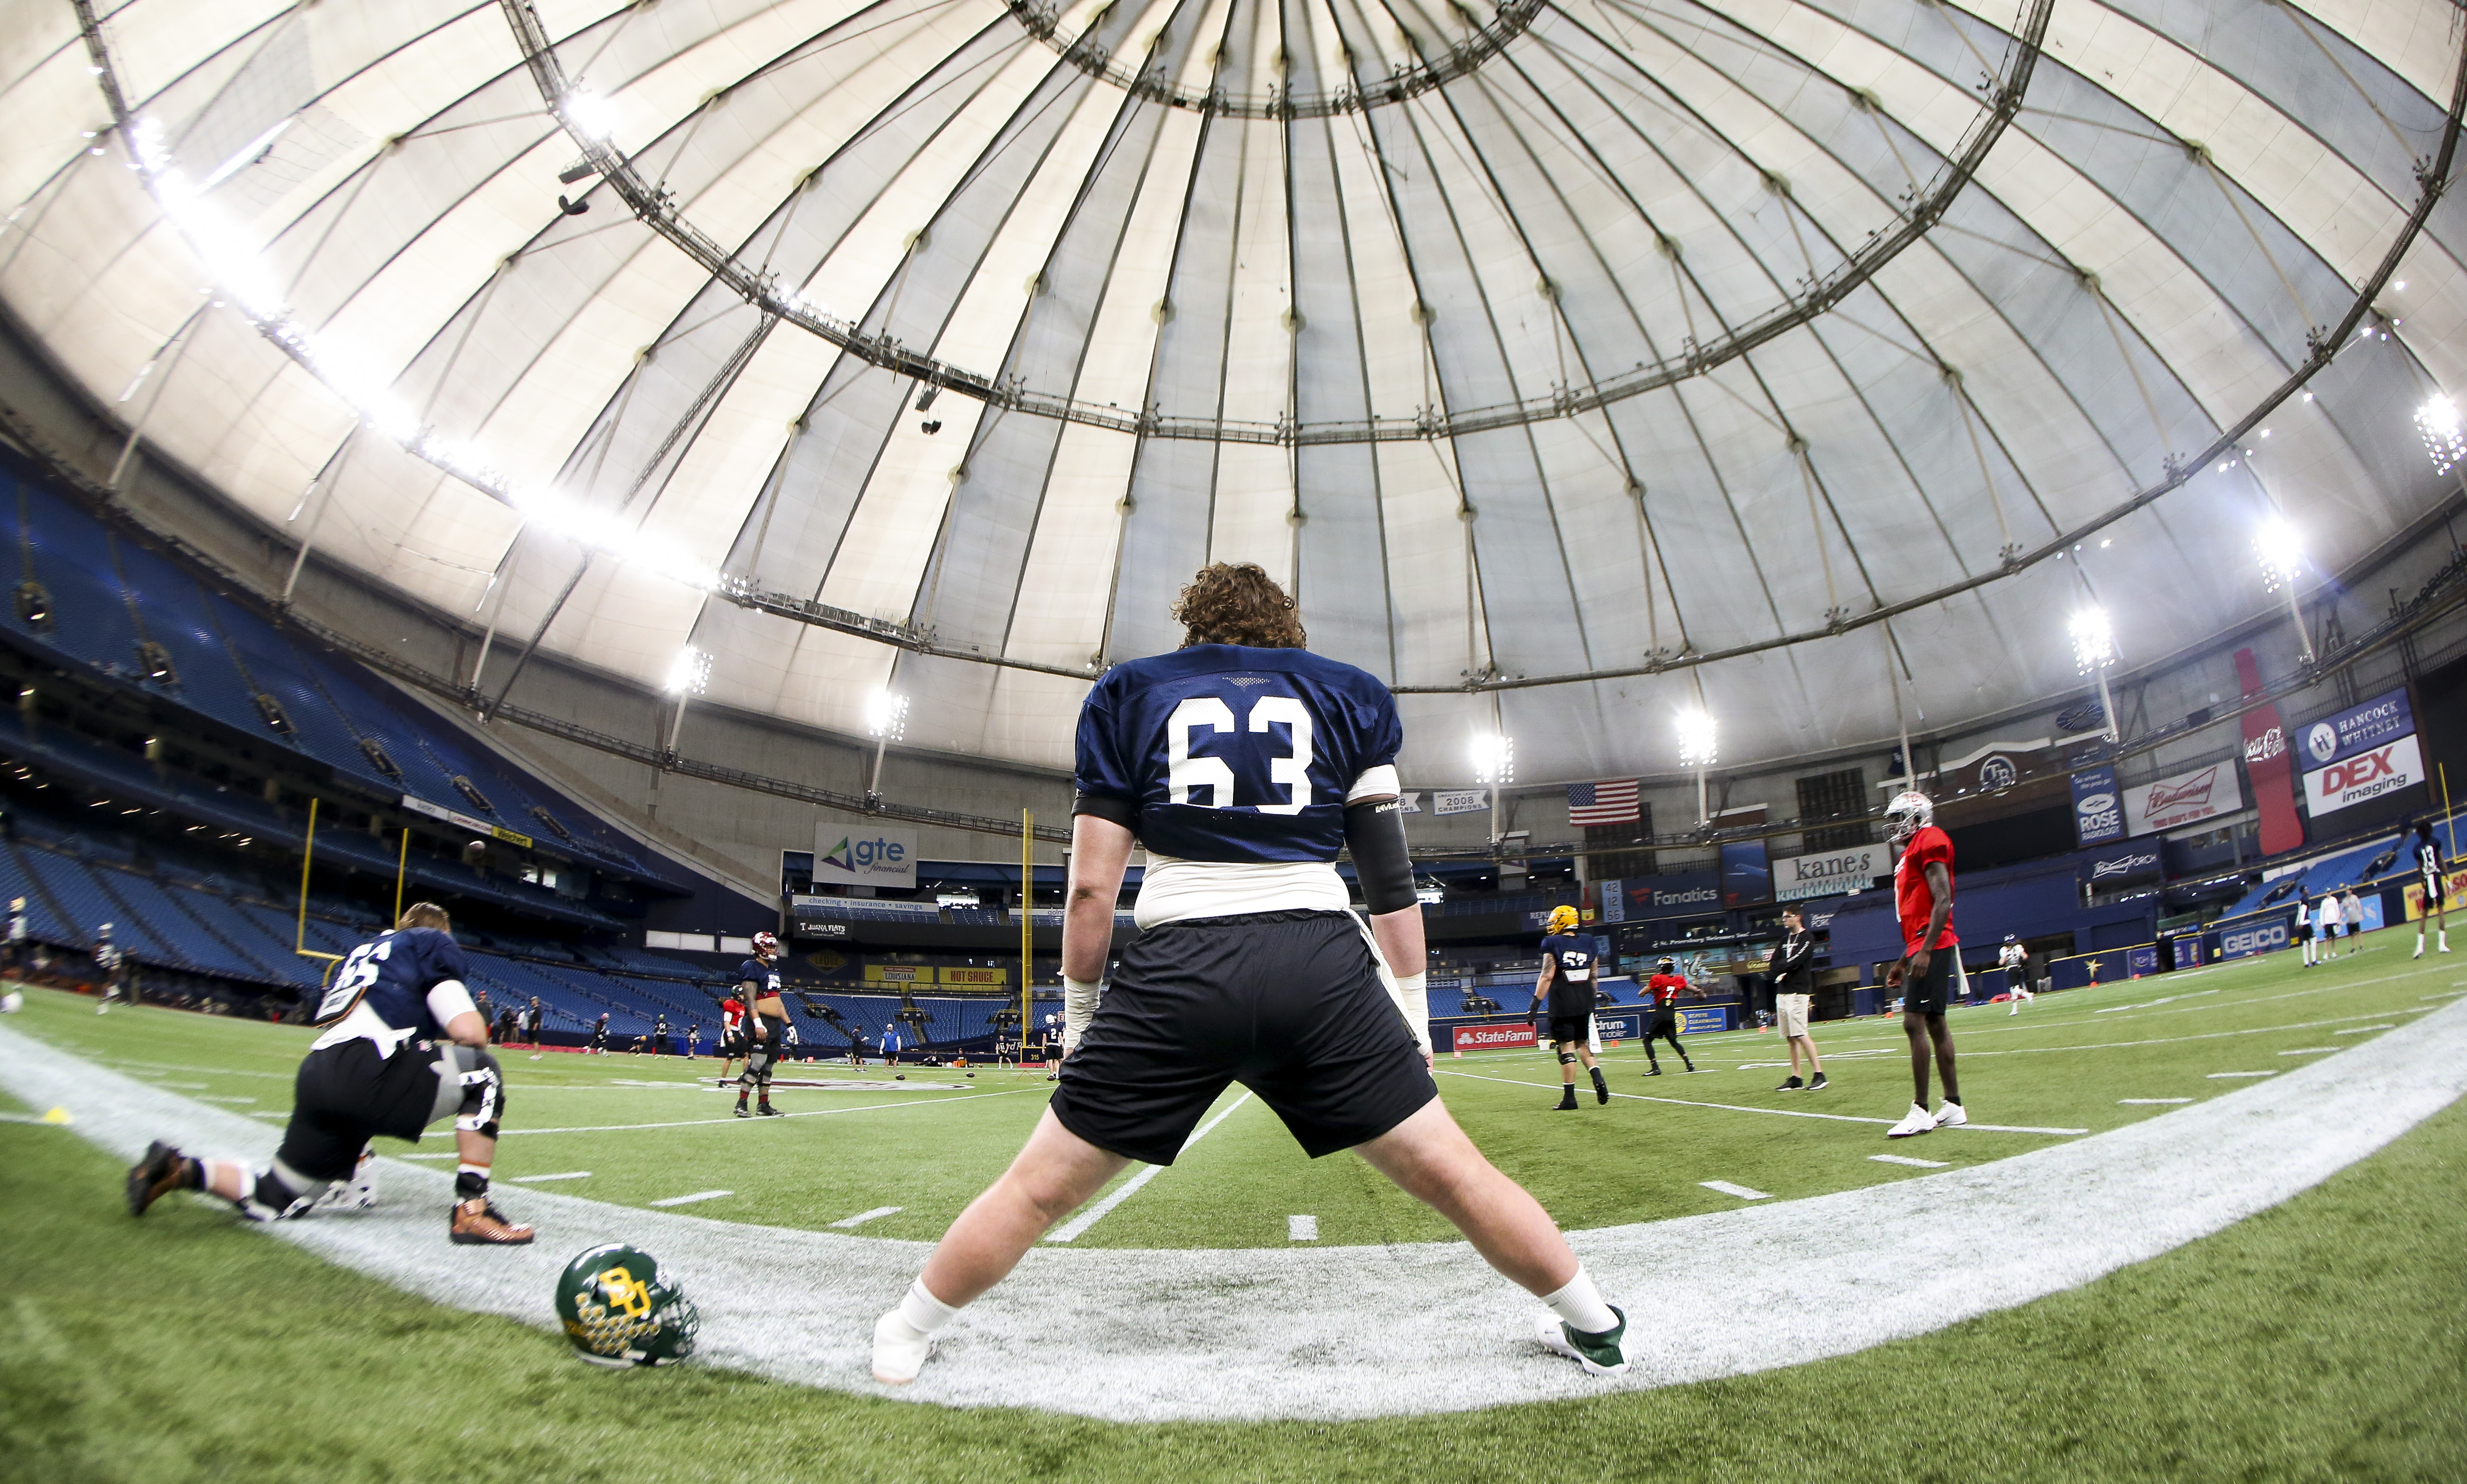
left=1074, top=644, right=1402, bottom=862
left=315, top=927, right=468, bottom=1041
left=739, top=958, right=782, bottom=998
left=1540, top=933, right=1602, bottom=1017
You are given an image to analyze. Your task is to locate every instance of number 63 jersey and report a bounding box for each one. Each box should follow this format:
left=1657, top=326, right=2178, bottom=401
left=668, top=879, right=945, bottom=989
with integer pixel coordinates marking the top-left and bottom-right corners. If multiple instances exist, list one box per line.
left=1075, top=643, right=1401, bottom=878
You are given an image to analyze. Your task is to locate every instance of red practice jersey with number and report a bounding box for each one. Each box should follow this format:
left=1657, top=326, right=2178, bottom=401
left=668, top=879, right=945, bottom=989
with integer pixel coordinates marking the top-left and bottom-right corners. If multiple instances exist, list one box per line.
left=1646, top=973, right=1687, bottom=1007
left=1894, top=826, right=1958, bottom=953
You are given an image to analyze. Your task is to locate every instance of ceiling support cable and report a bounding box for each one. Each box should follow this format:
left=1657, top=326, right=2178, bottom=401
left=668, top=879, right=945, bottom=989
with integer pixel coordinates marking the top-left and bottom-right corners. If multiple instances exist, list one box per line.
left=279, top=426, right=361, bottom=606
left=2196, top=151, right=2316, bottom=339
left=105, top=305, right=206, bottom=493
left=1947, top=368, right=2017, bottom=563
left=2085, top=277, right=2182, bottom=480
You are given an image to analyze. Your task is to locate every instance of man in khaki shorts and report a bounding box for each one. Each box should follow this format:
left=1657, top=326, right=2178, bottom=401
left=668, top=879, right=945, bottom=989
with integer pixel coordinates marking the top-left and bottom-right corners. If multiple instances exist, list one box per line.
left=1768, top=905, right=1827, bottom=1091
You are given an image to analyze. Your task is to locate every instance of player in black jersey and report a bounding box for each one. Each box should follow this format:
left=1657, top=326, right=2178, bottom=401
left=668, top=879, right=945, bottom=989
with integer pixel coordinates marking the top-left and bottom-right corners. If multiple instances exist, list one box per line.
left=873, top=563, right=1628, bottom=1384
left=2415, top=821, right=2451, bottom=959
left=733, top=933, right=788, bottom=1117
left=1527, top=905, right=1609, bottom=1109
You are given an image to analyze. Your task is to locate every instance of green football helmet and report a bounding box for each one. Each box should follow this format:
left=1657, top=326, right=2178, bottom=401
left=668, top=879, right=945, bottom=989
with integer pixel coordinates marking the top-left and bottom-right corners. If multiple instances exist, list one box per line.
left=555, top=1243, right=701, bottom=1367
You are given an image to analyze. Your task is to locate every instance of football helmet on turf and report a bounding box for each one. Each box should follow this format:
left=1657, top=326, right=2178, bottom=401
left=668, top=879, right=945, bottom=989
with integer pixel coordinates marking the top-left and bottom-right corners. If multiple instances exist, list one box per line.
left=556, top=1243, right=700, bottom=1367
left=1545, top=904, right=1580, bottom=934
left=1883, top=791, right=1934, bottom=845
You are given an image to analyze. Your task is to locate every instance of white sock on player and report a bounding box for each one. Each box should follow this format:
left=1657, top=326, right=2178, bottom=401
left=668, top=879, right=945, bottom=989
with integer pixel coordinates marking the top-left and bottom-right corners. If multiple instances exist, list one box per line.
left=894, top=1275, right=961, bottom=1337
left=1540, top=1266, right=1619, bottom=1334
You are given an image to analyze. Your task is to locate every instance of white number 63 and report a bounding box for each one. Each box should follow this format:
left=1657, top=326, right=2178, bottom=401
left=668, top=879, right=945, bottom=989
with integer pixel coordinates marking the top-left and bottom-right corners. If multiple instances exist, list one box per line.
left=1168, top=697, right=1313, bottom=814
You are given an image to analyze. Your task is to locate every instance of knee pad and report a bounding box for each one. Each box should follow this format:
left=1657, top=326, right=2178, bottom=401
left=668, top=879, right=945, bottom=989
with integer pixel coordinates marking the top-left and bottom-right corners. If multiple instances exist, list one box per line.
left=446, top=1044, right=504, bottom=1138
left=1558, top=1049, right=1577, bottom=1066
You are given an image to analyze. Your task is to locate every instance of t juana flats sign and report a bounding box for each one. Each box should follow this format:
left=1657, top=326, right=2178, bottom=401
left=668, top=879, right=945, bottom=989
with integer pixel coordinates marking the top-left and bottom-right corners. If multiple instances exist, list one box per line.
left=1770, top=845, right=1887, bottom=902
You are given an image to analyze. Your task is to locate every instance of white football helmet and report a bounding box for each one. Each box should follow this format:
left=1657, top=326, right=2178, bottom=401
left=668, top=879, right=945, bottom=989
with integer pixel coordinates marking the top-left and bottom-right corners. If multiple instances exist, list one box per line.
left=1884, top=790, right=1934, bottom=845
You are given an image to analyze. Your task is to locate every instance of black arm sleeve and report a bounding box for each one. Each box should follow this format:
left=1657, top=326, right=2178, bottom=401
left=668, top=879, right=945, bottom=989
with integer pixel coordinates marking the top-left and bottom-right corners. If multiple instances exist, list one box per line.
left=1345, top=796, right=1418, bottom=915
left=1073, top=790, right=1136, bottom=829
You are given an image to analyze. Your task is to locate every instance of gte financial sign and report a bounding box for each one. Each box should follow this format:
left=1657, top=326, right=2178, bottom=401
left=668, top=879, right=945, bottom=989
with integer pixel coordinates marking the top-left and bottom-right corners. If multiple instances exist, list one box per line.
left=812, top=826, right=917, bottom=889
left=2299, top=689, right=2421, bottom=817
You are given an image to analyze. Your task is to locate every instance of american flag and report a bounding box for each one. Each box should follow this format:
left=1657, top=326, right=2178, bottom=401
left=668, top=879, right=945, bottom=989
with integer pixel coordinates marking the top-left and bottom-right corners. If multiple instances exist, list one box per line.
left=1566, top=778, right=1641, bottom=826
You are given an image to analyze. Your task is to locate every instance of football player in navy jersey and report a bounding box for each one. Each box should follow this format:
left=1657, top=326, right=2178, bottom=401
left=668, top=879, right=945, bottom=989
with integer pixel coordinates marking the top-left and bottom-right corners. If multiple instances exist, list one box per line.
left=733, top=932, right=788, bottom=1118
left=2414, top=820, right=2450, bottom=959
left=1528, top=905, right=1610, bottom=1110
left=873, top=563, right=1628, bottom=1384
left=125, top=903, right=534, bottom=1244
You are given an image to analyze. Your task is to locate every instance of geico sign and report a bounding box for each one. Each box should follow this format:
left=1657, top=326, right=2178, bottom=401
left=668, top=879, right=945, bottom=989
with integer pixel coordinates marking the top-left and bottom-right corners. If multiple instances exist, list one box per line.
left=2220, top=922, right=2288, bottom=958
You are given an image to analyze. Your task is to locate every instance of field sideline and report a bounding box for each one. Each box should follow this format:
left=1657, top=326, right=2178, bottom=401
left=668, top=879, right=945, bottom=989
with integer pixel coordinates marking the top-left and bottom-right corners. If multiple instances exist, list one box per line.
left=2, top=942, right=2464, bottom=1478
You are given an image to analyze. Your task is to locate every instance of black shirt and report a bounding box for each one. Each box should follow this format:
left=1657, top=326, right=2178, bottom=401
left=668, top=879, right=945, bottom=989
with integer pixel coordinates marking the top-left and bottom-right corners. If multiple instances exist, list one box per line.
left=1769, top=932, right=1816, bottom=995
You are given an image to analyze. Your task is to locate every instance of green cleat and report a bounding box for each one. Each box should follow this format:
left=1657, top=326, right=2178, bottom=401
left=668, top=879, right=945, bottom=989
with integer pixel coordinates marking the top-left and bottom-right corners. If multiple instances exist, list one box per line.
left=1535, top=1305, right=1629, bottom=1376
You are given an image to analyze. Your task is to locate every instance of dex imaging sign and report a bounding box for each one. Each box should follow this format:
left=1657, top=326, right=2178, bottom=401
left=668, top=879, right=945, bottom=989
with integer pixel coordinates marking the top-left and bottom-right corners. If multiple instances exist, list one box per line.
left=812, top=826, right=917, bottom=889
left=2299, top=689, right=2422, bottom=817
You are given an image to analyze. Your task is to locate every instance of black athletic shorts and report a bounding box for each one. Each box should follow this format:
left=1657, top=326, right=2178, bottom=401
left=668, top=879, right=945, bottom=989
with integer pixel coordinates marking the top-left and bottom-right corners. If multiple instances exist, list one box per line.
left=1051, top=910, right=1436, bottom=1166
left=2424, top=869, right=2445, bottom=909
left=1645, top=1007, right=1678, bottom=1037
left=1902, top=944, right=1956, bottom=1017
left=2294, top=921, right=2314, bottom=943
left=275, top=1039, right=451, bottom=1183
left=1547, top=1014, right=1592, bottom=1047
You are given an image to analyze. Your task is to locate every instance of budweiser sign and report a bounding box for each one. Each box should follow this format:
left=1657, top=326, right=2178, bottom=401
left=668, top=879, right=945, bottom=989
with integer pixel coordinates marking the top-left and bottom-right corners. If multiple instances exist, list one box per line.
left=2123, top=761, right=2244, bottom=835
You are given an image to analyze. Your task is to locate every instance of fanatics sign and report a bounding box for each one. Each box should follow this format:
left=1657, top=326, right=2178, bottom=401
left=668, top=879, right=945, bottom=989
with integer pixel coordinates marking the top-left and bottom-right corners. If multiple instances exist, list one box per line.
left=2301, top=733, right=2423, bottom=816
left=2122, top=762, right=2244, bottom=836
left=1771, top=844, right=1886, bottom=902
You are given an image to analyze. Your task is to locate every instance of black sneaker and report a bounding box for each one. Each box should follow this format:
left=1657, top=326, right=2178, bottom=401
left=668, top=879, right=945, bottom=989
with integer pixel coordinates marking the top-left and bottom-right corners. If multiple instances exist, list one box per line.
left=1591, top=1067, right=1610, bottom=1105
left=756, top=1103, right=784, bottom=1118
left=1807, top=1071, right=1828, bottom=1091
left=127, top=1140, right=192, bottom=1217
left=1535, top=1305, right=1629, bottom=1376
left=733, top=1104, right=751, bottom=1119
left=1776, top=1075, right=1804, bottom=1091
left=1554, top=1092, right=1579, bottom=1111
left=1642, top=1066, right=1662, bottom=1077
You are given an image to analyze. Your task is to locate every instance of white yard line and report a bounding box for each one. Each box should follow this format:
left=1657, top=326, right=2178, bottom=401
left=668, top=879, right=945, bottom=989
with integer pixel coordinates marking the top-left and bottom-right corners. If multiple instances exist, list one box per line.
left=1700, top=1180, right=1770, bottom=1200
left=511, top=1171, right=592, bottom=1183
left=2334, top=1024, right=2397, bottom=1035
left=6, top=1002, right=2464, bottom=1424
left=1044, top=1092, right=1253, bottom=1243
left=2278, top=1048, right=2339, bottom=1056
left=2119, top=1098, right=2193, bottom=1105
left=506, top=1087, right=1040, bottom=1135
left=830, top=1207, right=901, bottom=1229
left=649, top=1189, right=733, bottom=1208
left=1870, top=1154, right=1949, bottom=1168
left=2207, top=1071, right=2277, bottom=1079
left=1437, top=1071, right=2088, bottom=1135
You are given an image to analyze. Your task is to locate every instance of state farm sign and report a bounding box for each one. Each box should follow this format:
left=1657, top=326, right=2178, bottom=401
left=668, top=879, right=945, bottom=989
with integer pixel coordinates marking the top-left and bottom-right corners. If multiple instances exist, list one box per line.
left=2302, top=733, right=2422, bottom=816
left=1452, top=1023, right=1538, bottom=1052
left=2122, top=762, right=2245, bottom=835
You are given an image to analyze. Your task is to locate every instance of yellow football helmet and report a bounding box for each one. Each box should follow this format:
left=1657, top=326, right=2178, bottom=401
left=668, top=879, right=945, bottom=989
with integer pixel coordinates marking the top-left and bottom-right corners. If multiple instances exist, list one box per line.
left=1545, top=904, right=1581, bottom=934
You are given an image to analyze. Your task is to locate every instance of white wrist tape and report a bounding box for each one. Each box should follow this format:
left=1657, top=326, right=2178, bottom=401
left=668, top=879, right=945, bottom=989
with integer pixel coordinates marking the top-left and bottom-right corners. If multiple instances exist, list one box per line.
left=1062, top=976, right=1101, bottom=1053
left=1388, top=972, right=1431, bottom=1057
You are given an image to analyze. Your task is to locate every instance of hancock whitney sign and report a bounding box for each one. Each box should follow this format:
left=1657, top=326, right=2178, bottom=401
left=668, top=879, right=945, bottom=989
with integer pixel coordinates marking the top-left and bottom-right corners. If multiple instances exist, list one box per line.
left=1771, top=844, right=1887, bottom=903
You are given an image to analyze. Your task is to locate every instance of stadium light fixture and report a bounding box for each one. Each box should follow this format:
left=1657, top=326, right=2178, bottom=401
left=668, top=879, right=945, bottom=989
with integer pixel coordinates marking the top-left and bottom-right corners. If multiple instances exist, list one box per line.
left=1470, top=732, right=1514, bottom=785
left=866, top=688, right=910, bottom=801
left=560, top=88, right=618, bottom=142
left=2250, top=516, right=2318, bottom=667
left=662, top=645, right=712, bottom=697
left=2415, top=394, right=2465, bottom=477
left=2067, top=609, right=2121, bottom=744
left=1676, top=708, right=1717, bottom=825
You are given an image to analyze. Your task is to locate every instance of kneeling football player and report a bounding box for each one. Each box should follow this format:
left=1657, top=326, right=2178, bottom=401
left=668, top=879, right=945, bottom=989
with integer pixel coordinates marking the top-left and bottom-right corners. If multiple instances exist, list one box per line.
left=125, top=903, right=533, bottom=1244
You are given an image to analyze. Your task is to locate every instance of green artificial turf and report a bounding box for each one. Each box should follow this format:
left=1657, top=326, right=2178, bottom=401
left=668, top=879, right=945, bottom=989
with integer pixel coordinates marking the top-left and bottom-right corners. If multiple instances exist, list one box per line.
left=1, top=942, right=2463, bottom=1481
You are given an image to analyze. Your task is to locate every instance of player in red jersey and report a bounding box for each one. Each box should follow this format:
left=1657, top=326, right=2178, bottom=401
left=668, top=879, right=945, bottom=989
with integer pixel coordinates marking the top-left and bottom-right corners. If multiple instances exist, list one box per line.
left=1638, top=958, right=1696, bottom=1075
left=717, top=995, right=745, bottom=1081
left=1882, top=792, right=1964, bottom=1138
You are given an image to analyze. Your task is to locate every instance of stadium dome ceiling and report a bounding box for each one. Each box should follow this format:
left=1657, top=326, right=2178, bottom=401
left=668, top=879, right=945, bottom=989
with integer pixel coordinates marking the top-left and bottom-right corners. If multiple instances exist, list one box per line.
left=3, top=0, right=2464, bottom=787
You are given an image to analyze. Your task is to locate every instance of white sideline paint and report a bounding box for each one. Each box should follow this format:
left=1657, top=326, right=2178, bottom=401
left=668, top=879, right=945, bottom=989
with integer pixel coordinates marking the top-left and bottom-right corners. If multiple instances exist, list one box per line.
left=648, top=1190, right=733, bottom=1208
left=511, top=1171, right=592, bottom=1183
left=1438, top=1071, right=2088, bottom=1135
left=2208, top=1071, right=2278, bottom=1079
left=2279, top=1048, right=2339, bottom=1057
left=508, top=1088, right=1038, bottom=1135
left=1045, top=1092, right=1253, bottom=1243
left=1700, top=1180, right=1771, bottom=1200
left=195, top=1095, right=257, bottom=1104
left=6, top=1002, right=2466, bottom=1424
left=1870, top=1154, right=1949, bottom=1168
left=1289, top=1215, right=1319, bottom=1241
left=830, top=1207, right=901, bottom=1229
left=2118, top=1098, right=2193, bottom=1105
left=2334, top=1024, right=2397, bottom=1036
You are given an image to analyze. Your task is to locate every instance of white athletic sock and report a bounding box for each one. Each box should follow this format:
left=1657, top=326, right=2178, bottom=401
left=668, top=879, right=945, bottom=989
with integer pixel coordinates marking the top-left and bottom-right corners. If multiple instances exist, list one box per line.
left=894, top=1276, right=961, bottom=1337
left=1540, top=1266, right=1618, bottom=1335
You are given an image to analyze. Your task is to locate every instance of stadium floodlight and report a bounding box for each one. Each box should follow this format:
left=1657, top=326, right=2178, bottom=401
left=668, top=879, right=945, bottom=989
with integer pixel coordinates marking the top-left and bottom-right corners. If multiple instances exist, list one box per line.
left=1470, top=732, right=1514, bottom=785
left=2252, top=516, right=2318, bottom=666
left=662, top=645, right=712, bottom=697
left=2416, top=394, right=2466, bottom=476
left=560, top=88, right=619, bottom=142
left=2066, top=609, right=2121, bottom=744
left=865, top=688, right=910, bottom=741
left=1676, top=708, right=1717, bottom=825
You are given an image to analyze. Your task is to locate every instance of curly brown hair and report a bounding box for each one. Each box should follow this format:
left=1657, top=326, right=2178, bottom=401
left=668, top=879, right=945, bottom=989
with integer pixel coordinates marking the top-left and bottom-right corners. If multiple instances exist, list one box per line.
left=1173, top=563, right=1306, bottom=649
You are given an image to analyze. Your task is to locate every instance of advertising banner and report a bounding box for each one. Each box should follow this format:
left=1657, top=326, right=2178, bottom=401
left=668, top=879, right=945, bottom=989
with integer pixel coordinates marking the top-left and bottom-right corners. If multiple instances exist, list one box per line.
left=2126, top=944, right=2160, bottom=978
left=2122, top=762, right=2244, bottom=836
left=942, top=966, right=1007, bottom=986
left=1719, top=840, right=1771, bottom=907
left=2301, top=733, right=2423, bottom=817
left=1677, top=1005, right=1729, bottom=1035
left=2168, top=934, right=2206, bottom=970
left=2079, top=844, right=2162, bottom=887
left=2070, top=766, right=2126, bottom=847
left=1594, top=1014, right=1638, bottom=1042
left=1452, top=1022, right=1537, bottom=1052
left=1624, top=873, right=1723, bottom=919
left=2299, top=688, right=2414, bottom=770
left=813, top=826, right=917, bottom=889
left=2237, top=647, right=2305, bottom=855
left=403, top=793, right=533, bottom=849
left=1433, top=789, right=1488, bottom=816
left=2405, top=871, right=2467, bottom=921
left=2219, top=912, right=2294, bottom=960
left=1772, top=844, right=1887, bottom=902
